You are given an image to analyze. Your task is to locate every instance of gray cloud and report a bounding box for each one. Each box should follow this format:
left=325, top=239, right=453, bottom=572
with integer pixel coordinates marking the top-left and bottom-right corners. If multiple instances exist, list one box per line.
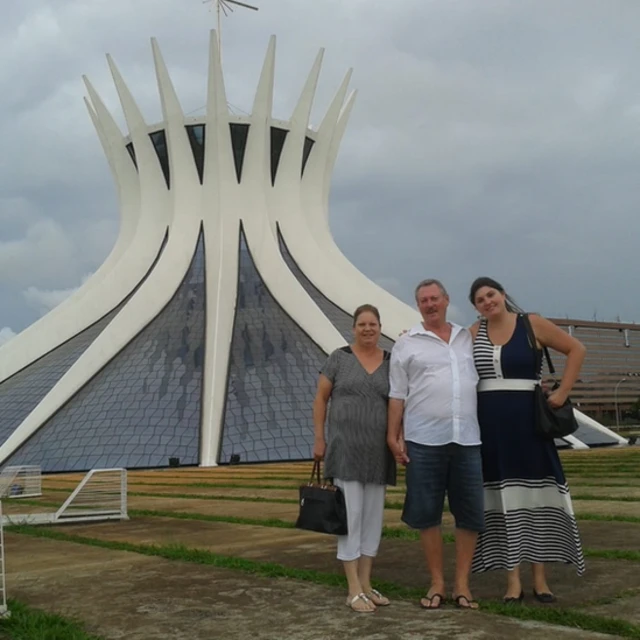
left=1, top=0, right=639, bottom=340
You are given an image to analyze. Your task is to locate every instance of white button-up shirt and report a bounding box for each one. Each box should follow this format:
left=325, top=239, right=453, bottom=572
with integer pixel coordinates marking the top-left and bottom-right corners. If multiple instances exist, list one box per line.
left=389, top=322, right=481, bottom=447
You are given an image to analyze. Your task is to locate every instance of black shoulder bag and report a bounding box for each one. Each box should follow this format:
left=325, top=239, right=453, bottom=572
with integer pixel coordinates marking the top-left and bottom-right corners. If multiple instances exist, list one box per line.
left=295, top=461, right=348, bottom=535
left=521, top=314, right=579, bottom=440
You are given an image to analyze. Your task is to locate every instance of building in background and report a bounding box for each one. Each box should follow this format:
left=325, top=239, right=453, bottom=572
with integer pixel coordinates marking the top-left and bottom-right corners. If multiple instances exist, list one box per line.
left=0, top=35, right=628, bottom=473
left=549, top=319, right=640, bottom=420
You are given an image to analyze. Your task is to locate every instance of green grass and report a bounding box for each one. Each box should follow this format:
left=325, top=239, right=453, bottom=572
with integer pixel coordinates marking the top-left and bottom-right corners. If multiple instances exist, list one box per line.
left=35, top=485, right=640, bottom=512
left=28, top=487, right=421, bottom=511
left=0, top=599, right=104, bottom=640
left=8, top=526, right=640, bottom=639
left=43, top=487, right=301, bottom=505
left=50, top=480, right=304, bottom=492
left=132, top=508, right=296, bottom=530
left=584, top=587, right=640, bottom=607
left=571, top=494, right=640, bottom=503
left=565, top=471, right=640, bottom=478
left=570, top=481, right=640, bottom=488
left=128, top=489, right=637, bottom=509
left=44, top=477, right=640, bottom=500
left=128, top=509, right=640, bottom=561
left=583, top=549, right=640, bottom=562
left=44, top=479, right=411, bottom=498
left=13, top=503, right=638, bottom=561
left=575, top=513, right=640, bottom=524
left=132, top=508, right=459, bottom=542
left=20, top=492, right=640, bottom=524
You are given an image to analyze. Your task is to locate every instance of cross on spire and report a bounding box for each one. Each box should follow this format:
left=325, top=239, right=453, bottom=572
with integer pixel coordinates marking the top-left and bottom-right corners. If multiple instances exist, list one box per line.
left=203, top=0, right=259, bottom=65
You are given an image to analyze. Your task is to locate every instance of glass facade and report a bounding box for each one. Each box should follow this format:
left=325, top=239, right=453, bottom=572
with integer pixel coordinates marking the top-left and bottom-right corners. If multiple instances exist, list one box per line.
left=572, top=424, right=621, bottom=447
left=229, top=123, right=250, bottom=183
left=186, top=125, right=205, bottom=184
left=0, top=233, right=168, bottom=457
left=277, top=227, right=396, bottom=351
left=0, top=311, right=119, bottom=454
left=126, top=125, right=314, bottom=186
left=125, top=142, right=137, bottom=169
left=270, top=127, right=288, bottom=185
left=149, top=130, right=170, bottom=188
left=6, top=232, right=206, bottom=472
left=301, top=137, right=315, bottom=176
left=219, top=229, right=327, bottom=464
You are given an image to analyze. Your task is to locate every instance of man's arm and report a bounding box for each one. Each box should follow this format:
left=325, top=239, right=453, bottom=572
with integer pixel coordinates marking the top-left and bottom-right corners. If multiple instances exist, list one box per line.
left=387, top=398, right=409, bottom=464
left=387, top=343, right=410, bottom=464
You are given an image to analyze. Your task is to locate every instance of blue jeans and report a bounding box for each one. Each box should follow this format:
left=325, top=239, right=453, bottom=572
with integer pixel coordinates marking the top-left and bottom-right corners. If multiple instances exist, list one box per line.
left=402, top=442, right=485, bottom=532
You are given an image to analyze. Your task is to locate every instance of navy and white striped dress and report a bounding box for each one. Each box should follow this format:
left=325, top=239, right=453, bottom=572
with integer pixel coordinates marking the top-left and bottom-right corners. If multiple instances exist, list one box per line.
left=321, top=347, right=396, bottom=486
left=471, top=315, right=585, bottom=574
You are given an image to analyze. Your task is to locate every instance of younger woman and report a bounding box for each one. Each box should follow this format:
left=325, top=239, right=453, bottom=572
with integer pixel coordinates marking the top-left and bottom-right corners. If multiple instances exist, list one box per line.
left=469, top=277, right=586, bottom=603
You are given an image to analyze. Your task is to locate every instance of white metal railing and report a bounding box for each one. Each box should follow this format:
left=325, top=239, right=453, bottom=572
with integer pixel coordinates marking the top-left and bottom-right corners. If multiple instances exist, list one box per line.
left=0, top=502, right=9, bottom=617
left=56, top=468, right=128, bottom=521
left=1, top=468, right=128, bottom=527
left=0, top=469, right=18, bottom=499
left=0, top=466, right=42, bottom=499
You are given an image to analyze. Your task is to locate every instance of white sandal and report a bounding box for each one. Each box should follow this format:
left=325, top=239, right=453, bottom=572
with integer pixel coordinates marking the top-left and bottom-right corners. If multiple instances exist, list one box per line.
left=345, top=592, right=375, bottom=612
left=366, top=588, right=390, bottom=606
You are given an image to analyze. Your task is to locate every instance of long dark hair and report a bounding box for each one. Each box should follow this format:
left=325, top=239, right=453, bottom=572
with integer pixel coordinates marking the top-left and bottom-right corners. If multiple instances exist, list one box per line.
left=468, top=277, right=524, bottom=313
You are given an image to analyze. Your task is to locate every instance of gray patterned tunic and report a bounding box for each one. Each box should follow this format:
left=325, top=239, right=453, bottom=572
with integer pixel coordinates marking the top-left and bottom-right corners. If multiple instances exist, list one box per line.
left=321, top=346, right=396, bottom=486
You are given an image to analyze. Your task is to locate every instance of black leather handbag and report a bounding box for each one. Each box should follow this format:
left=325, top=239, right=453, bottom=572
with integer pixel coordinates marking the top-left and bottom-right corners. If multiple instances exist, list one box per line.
left=521, top=314, right=579, bottom=440
left=295, top=461, right=348, bottom=535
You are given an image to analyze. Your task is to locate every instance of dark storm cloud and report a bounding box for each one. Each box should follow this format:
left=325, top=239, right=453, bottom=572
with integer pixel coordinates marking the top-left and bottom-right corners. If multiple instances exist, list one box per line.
left=1, top=0, right=639, bottom=345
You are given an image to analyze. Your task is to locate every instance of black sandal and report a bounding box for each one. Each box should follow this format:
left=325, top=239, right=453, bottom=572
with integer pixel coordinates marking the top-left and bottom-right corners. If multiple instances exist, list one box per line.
left=533, top=590, right=556, bottom=604
left=420, top=593, right=444, bottom=609
left=453, top=594, right=479, bottom=610
left=503, top=590, right=524, bottom=604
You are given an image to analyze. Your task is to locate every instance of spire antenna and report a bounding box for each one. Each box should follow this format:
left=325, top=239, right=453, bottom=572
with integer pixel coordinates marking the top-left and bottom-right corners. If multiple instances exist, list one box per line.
left=203, top=0, right=259, bottom=67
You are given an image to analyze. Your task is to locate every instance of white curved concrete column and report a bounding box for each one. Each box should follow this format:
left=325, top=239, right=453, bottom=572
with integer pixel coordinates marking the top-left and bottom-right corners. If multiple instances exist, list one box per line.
left=0, top=74, right=159, bottom=384
left=278, top=73, right=419, bottom=338
left=0, top=41, right=203, bottom=465
left=200, top=30, right=243, bottom=467
left=235, top=37, right=345, bottom=355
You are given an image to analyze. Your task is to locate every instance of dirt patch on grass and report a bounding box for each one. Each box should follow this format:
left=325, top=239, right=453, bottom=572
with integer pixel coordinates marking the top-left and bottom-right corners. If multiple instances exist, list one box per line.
left=586, top=593, right=640, bottom=625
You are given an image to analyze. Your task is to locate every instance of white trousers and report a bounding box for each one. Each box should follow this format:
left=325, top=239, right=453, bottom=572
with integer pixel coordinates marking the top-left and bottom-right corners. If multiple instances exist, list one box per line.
left=334, top=479, right=386, bottom=562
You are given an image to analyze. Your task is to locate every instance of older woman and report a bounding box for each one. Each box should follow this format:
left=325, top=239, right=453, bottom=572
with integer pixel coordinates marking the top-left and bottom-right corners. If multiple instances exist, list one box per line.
left=468, top=277, right=586, bottom=604
left=313, top=304, right=396, bottom=613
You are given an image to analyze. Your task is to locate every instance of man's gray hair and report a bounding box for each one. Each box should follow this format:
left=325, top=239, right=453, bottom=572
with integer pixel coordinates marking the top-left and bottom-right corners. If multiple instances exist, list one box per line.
left=414, top=279, right=449, bottom=301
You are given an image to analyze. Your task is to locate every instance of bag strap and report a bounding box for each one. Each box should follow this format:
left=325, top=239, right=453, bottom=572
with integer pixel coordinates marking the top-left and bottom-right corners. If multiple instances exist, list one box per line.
left=520, top=313, right=555, bottom=378
left=309, top=460, right=322, bottom=484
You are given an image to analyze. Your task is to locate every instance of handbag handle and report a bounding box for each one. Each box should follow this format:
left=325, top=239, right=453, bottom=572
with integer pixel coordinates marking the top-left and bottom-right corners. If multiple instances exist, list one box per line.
left=520, top=313, right=556, bottom=379
left=307, top=461, right=336, bottom=489
left=309, top=460, right=322, bottom=485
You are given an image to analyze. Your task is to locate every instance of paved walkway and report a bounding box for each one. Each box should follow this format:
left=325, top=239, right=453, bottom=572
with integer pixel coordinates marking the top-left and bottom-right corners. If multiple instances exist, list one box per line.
left=54, top=516, right=640, bottom=607
left=5, top=533, right=617, bottom=640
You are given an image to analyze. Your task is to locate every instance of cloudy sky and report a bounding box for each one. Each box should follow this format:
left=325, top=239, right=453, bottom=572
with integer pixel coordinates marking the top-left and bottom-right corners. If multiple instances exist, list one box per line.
left=1, top=0, right=639, bottom=344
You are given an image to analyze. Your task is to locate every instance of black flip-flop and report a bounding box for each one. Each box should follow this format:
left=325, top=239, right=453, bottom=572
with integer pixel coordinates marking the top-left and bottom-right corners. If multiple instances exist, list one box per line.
left=453, top=594, right=479, bottom=610
left=420, top=593, right=444, bottom=609
left=533, top=590, right=557, bottom=604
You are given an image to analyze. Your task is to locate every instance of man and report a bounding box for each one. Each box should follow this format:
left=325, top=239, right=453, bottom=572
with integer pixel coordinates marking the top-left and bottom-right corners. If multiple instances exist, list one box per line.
left=387, top=279, right=484, bottom=610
